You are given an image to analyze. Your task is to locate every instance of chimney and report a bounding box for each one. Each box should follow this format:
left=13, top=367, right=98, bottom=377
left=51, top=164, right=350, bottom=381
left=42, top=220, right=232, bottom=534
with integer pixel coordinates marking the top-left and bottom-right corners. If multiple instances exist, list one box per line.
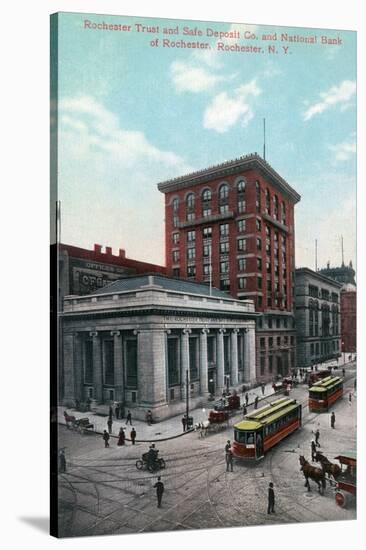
left=119, top=248, right=126, bottom=259
left=94, top=244, right=102, bottom=254
left=105, top=246, right=112, bottom=255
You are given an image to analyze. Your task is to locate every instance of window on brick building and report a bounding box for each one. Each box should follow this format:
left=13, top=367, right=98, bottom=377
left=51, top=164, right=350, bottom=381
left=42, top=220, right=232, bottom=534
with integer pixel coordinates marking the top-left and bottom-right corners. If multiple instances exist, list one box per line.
left=187, top=230, right=195, bottom=242
left=220, top=223, right=229, bottom=237
left=186, top=212, right=195, bottom=221
left=257, top=258, right=262, bottom=270
left=187, top=265, right=196, bottom=277
left=202, top=188, right=212, bottom=217
left=237, top=179, right=246, bottom=193
left=265, top=189, right=271, bottom=214
left=172, top=250, right=180, bottom=263
left=220, top=261, right=229, bottom=274
left=220, top=279, right=230, bottom=292
left=219, top=183, right=229, bottom=201
left=173, top=215, right=179, bottom=228
left=203, top=226, right=212, bottom=239
left=172, top=233, right=179, bottom=245
left=238, top=199, right=246, bottom=213
left=187, top=247, right=195, bottom=261
left=237, top=238, right=246, bottom=252
left=281, top=201, right=286, bottom=225
left=172, top=268, right=180, bottom=277
left=257, top=276, right=262, bottom=289
left=256, top=238, right=262, bottom=250
left=220, top=241, right=229, bottom=254
left=238, top=277, right=247, bottom=289
left=203, top=264, right=210, bottom=276
left=238, top=258, right=246, bottom=272
left=237, top=180, right=246, bottom=213
left=186, top=193, right=195, bottom=210
left=266, top=261, right=271, bottom=273
left=256, top=219, right=262, bottom=232
left=219, top=204, right=229, bottom=214
left=273, top=195, right=279, bottom=220
left=255, top=181, right=261, bottom=213
left=203, top=243, right=212, bottom=257
left=172, top=198, right=179, bottom=212
left=237, top=219, right=246, bottom=233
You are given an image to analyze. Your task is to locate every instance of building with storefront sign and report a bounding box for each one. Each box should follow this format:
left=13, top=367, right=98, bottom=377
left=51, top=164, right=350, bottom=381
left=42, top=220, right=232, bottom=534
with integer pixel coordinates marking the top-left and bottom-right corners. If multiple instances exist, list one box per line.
left=62, top=274, right=257, bottom=420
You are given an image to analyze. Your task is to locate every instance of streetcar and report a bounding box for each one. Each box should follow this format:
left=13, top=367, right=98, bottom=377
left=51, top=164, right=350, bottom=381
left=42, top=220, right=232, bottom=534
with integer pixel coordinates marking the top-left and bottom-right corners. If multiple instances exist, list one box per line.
left=308, top=376, right=343, bottom=412
left=231, top=397, right=302, bottom=461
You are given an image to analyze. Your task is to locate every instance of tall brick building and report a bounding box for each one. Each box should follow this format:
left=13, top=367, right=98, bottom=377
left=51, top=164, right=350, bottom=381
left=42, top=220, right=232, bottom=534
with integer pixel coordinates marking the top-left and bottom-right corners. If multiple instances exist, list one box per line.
left=158, top=153, right=301, bottom=382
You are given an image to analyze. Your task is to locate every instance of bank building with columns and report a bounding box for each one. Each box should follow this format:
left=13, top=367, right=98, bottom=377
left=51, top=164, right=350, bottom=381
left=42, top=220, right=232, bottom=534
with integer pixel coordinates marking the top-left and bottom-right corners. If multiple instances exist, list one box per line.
left=62, top=274, right=257, bottom=420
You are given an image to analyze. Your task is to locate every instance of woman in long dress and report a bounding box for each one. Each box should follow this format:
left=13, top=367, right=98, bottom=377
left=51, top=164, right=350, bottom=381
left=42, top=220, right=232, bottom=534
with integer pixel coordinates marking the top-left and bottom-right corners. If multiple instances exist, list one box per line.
left=117, top=427, right=125, bottom=446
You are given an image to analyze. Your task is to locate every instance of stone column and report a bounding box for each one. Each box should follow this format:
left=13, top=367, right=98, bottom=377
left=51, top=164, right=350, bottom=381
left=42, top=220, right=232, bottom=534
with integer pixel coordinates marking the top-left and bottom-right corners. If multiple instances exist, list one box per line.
left=247, top=326, right=257, bottom=383
left=63, top=332, right=76, bottom=405
left=243, top=328, right=251, bottom=383
left=216, top=329, right=225, bottom=392
left=230, top=329, right=239, bottom=386
left=90, top=331, right=103, bottom=402
left=111, top=330, right=124, bottom=402
left=74, top=333, right=83, bottom=402
left=136, top=329, right=167, bottom=406
left=181, top=328, right=191, bottom=399
left=199, top=329, right=209, bottom=396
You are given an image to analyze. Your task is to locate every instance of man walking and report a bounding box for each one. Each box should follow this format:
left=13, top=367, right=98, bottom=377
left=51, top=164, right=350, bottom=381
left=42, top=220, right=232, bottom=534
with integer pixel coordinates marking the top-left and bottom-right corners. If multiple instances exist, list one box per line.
left=154, top=476, right=164, bottom=508
left=225, top=440, right=231, bottom=453
left=242, top=404, right=247, bottom=416
left=58, top=449, right=67, bottom=473
left=126, top=410, right=132, bottom=425
left=245, top=393, right=249, bottom=406
left=254, top=395, right=259, bottom=409
left=311, top=440, right=317, bottom=462
left=330, top=411, right=336, bottom=429
left=107, top=416, right=113, bottom=434
left=267, top=482, right=275, bottom=514
left=225, top=448, right=234, bottom=472
left=315, top=429, right=320, bottom=447
left=130, top=427, right=136, bottom=445
left=181, top=415, right=187, bottom=432
left=102, top=430, right=110, bottom=448
left=261, top=383, right=265, bottom=396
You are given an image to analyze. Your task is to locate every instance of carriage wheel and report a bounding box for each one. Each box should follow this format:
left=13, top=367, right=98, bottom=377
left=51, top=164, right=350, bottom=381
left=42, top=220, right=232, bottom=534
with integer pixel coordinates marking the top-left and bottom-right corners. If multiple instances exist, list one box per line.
left=159, top=458, right=166, bottom=470
left=335, top=491, right=346, bottom=508
left=136, top=460, right=143, bottom=470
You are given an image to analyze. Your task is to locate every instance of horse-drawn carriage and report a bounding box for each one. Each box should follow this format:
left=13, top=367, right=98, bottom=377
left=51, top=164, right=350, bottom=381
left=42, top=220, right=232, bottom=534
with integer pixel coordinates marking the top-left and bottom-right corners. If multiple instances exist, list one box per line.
left=63, top=411, right=94, bottom=434
left=195, top=409, right=230, bottom=437
left=214, top=392, right=240, bottom=413
left=333, top=451, right=356, bottom=508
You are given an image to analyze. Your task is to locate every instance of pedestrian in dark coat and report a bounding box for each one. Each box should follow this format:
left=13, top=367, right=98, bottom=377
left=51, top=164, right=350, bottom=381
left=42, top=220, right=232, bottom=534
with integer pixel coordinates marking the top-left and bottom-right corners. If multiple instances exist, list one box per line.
left=261, top=383, right=265, bottom=395
left=107, top=417, right=113, bottom=434
left=103, top=430, right=110, bottom=448
left=130, top=427, right=137, bottom=445
left=117, top=427, right=125, bottom=446
left=225, top=449, right=234, bottom=472
left=331, top=411, right=336, bottom=429
left=254, top=396, right=259, bottom=409
left=225, top=440, right=231, bottom=453
left=267, top=482, right=275, bottom=514
left=126, top=410, right=132, bottom=425
left=182, top=415, right=187, bottom=432
left=242, top=404, right=247, bottom=416
left=311, top=440, right=317, bottom=461
left=315, top=429, right=320, bottom=447
left=349, top=392, right=352, bottom=404
left=245, top=393, right=249, bottom=406
left=58, top=449, right=66, bottom=473
left=154, top=476, right=164, bottom=508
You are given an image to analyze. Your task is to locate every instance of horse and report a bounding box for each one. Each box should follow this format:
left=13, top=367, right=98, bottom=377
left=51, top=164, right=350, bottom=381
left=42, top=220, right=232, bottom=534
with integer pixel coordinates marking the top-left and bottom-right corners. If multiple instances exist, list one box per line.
left=315, top=451, right=342, bottom=480
left=194, top=420, right=210, bottom=437
left=299, top=455, right=326, bottom=494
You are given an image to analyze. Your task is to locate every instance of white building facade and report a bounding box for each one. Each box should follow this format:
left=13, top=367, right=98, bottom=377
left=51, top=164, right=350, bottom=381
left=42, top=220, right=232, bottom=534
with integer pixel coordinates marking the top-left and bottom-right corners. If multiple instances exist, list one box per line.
left=62, top=275, right=257, bottom=420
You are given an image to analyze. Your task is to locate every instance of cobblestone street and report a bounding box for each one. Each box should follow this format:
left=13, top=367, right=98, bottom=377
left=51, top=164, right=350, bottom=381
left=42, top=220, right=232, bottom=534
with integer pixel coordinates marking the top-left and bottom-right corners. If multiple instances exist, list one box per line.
left=57, top=365, right=357, bottom=537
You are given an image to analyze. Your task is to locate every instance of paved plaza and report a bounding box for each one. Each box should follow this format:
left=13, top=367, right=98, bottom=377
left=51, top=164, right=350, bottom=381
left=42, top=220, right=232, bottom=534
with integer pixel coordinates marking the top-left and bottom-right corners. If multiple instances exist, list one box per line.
left=57, top=363, right=357, bottom=537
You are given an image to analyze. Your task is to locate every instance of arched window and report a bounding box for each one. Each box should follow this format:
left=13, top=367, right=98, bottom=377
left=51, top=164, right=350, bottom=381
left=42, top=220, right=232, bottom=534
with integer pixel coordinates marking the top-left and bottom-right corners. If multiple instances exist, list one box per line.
left=255, top=181, right=261, bottom=213
left=172, top=198, right=179, bottom=212
left=281, top=201, right=286, bottom=224
left=219, top=183, right=229, bottom=201
left=172, top=197, right=179, bottom=227
left=186, top=193, right=195, bottom=210
left=202, top=188, right=212, bottom=202
left=265, top=189, right=270, bottom=214
left=237, top=179, right=246, bottom=193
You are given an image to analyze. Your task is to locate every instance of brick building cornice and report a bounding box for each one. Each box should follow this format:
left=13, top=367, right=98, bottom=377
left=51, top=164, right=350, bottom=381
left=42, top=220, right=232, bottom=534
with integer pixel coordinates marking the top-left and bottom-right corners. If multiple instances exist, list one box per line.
left=157, top=152, right=301, bottom=204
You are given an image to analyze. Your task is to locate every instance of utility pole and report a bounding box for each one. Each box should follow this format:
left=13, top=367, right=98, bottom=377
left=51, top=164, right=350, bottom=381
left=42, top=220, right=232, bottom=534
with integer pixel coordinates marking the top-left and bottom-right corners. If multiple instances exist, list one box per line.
left=315, top=239, right=318, bottom=271
left=185, top=369, right=189, bottom=423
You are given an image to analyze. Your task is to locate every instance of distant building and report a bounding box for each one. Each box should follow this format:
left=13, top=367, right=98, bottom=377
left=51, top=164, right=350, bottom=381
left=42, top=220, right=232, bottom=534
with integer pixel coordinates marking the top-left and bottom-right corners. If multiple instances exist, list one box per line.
left=341, top=284, right=356, bottom=353
left=157, top=153, right=300, bottom=382
left=295, top=268, right=342, bottom=369
left=62, top=274, right=257, bottom=419
left=319, top=261, right=356, bottom=354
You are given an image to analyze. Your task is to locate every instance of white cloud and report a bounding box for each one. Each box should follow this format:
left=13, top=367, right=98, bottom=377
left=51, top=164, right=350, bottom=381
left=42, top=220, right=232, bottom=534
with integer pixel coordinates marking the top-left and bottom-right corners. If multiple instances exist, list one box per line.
left=170, top=60, right=225, bottom=93
left=329, top=137, right=356, bottom=162
left=303, top=80, right=356, bottom=121
left=58, top=95, right=193, bottom=264
left=203, top=79, right=261, bottom=133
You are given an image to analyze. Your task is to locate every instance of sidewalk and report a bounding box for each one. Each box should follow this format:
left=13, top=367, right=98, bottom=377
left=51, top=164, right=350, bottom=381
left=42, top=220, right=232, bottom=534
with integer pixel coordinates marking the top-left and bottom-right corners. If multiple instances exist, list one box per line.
left=58, top=381, right=279, bottom=442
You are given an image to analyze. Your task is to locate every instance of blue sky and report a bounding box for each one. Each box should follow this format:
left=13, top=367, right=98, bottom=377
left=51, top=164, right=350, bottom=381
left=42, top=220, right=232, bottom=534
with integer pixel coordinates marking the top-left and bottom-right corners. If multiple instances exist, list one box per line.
left=56, top=12, right=356, bottom=270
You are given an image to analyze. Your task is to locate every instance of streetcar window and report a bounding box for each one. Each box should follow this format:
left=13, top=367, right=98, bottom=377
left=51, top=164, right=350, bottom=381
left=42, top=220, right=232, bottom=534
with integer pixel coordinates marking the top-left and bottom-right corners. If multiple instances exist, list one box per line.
left=235, top=430, right=255, bottom=444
